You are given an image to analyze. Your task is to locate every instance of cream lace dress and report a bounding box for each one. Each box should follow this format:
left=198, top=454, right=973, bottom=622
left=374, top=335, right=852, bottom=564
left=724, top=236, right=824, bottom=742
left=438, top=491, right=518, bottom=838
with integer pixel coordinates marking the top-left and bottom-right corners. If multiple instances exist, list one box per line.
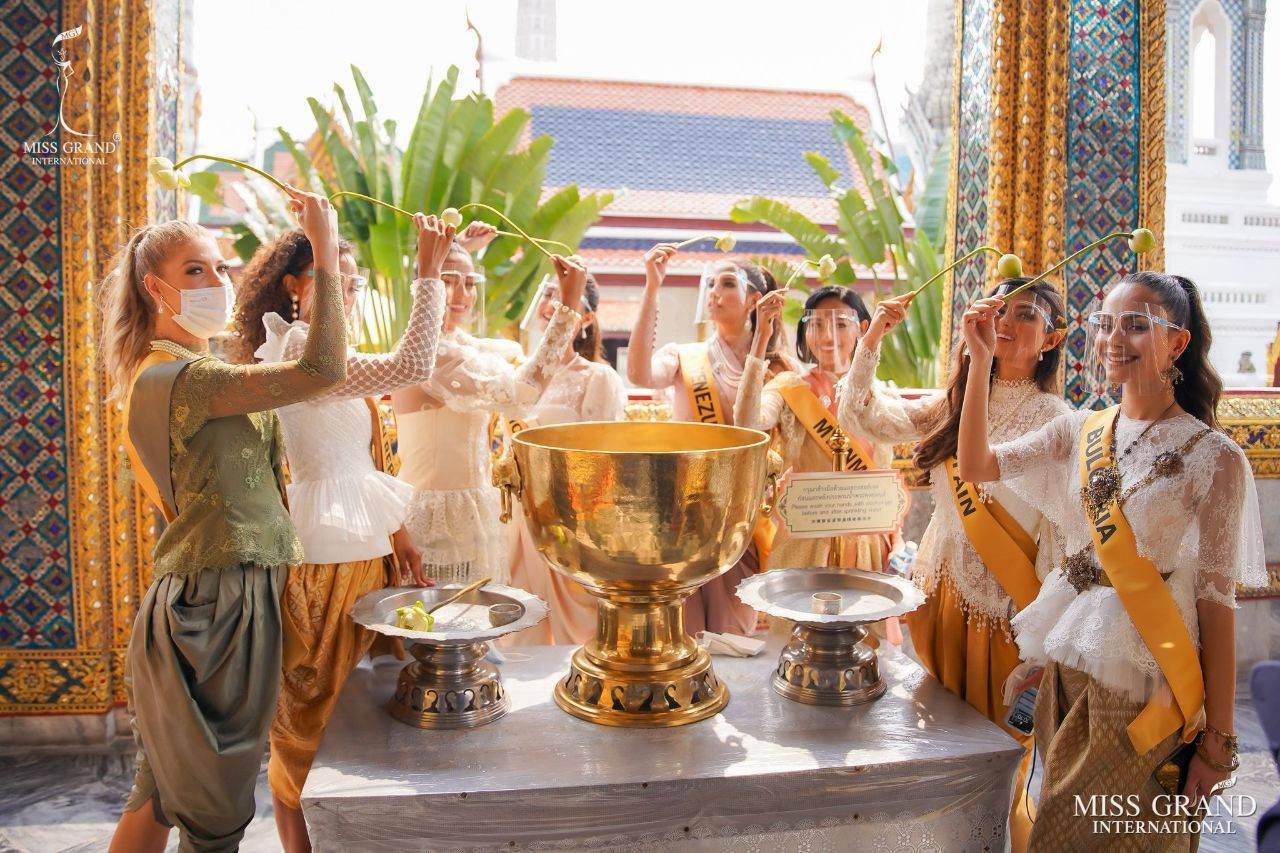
left=395, top=304, right=578, bottom=584
left=993, top=410, right=1267, bottom=702
left=837, top=339, right=1069, bottom=631
left=254, top=277, right=445, bottom=564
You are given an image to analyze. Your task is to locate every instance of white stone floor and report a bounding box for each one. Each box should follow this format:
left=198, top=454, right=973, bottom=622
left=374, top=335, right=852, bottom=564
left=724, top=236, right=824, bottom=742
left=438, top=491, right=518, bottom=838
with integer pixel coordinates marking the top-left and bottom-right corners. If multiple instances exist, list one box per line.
left=0, top=676, right=1274, bottom=851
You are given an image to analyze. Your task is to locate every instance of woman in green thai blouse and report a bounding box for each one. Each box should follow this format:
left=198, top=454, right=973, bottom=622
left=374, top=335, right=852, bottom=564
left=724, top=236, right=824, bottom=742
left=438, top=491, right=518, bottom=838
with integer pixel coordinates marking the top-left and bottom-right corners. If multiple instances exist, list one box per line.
left=100, top=189, right=348, bottom=853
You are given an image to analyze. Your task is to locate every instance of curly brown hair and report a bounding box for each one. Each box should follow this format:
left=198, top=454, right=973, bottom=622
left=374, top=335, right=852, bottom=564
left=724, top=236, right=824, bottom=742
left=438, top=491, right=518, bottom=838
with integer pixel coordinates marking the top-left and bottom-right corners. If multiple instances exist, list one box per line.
left=228, top=228, right=354, bottom=364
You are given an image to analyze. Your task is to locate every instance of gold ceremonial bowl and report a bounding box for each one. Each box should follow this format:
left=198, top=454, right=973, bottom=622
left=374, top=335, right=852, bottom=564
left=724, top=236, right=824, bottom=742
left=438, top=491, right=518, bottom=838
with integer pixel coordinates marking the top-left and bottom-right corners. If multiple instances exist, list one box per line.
left=497, top=421, right=775, bottom=727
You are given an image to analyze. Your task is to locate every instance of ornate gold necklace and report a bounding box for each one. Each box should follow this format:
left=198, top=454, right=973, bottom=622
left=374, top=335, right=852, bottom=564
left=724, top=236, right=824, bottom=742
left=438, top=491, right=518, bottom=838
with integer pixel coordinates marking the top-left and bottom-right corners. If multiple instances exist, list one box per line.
left=149, top=339, right=204, bottom=361
left=1081, top=402, right=1178, bottom=523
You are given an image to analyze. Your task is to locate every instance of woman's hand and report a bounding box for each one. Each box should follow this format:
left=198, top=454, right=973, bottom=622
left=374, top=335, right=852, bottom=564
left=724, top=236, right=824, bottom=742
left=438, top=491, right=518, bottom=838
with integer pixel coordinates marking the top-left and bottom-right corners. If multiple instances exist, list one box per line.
left=415, top=213, right=456, bottom=281
left=457, top=222, right=498, bottom=253
left=864, top=294, right=912, bottom=348
left=1184, top=732, right=1235, bottom=803
left=751, top=289, right=787, bottom=358
left=962, top=296, right=1003, bottom=364
left=391, top=526, right=431, bottom=587
left=286, top=187, right=339, bottom=270
left=552, top=254, right=588, bottom=314
left=643, top=243, right=677, bottom=290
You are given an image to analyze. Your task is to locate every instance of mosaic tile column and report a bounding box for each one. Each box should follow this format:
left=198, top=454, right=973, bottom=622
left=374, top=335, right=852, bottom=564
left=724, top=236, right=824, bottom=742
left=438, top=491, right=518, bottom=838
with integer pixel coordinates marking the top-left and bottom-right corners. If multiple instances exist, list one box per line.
left=0, top=0, right=192, bottom=714
left=941, top=0, right=1167, bottom=408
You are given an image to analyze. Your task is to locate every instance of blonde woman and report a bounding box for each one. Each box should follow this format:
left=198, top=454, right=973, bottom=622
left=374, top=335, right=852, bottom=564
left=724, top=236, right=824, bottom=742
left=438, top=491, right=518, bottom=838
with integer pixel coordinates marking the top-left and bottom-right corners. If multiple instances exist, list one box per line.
left=101, top=190, right=346, bottom=853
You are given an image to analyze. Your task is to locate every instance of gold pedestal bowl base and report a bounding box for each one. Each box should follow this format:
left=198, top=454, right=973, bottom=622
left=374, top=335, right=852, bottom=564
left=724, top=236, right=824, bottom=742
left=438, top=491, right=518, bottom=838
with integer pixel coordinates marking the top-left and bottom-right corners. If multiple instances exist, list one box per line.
left=388, top=642, right=510, bottom=730
left=772, top=623, right=885, bottom=706
left=554, top=644, right=728, bottom=728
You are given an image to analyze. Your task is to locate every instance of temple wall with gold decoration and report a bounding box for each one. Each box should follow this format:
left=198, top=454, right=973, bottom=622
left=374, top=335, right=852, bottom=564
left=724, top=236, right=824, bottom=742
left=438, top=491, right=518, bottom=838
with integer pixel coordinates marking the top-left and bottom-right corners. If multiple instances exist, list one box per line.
left=0, top=0, right=194, bottom=716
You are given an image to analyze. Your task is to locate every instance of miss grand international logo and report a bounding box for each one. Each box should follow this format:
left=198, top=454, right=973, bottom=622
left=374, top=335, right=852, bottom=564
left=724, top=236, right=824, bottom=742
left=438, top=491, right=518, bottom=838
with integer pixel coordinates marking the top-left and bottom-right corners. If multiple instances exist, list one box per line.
left=1074, top=793, right=1257, bottom=837
left=21, top=24, right=121, bottom=166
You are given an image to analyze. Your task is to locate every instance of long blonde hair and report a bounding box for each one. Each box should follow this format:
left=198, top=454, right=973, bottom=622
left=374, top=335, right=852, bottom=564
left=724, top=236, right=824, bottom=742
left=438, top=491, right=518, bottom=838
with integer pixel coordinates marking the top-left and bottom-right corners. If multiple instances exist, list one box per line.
left=99, top=220, right=207, bottom=401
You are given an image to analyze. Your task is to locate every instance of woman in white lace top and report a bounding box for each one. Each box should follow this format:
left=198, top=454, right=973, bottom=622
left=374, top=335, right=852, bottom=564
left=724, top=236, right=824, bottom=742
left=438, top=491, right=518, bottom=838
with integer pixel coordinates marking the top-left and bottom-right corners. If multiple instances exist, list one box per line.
left=958, top=272, right=1265, bottom=847
left=391, top=249, right=585, bottom=586
left=838, top=280, right=1068, bottom=741
left=233, top=215, right=451, bottom=851
left=507, top=275, right=628, bottom=645
left=735, top=285, right=898, bottom=573
left=626, top=245, right=788, bottom=637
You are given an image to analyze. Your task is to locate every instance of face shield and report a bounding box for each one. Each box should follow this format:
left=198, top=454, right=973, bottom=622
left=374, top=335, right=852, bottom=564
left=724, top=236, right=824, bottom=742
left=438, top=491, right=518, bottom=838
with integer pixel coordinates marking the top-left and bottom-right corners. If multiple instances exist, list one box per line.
left=694, top=263, right=750, bottom=328
left=799, top=307, right=860, bottom=374
left=986, top=282, right=1060, bottom=366
left=1084, top=299, right=1185, bottom=397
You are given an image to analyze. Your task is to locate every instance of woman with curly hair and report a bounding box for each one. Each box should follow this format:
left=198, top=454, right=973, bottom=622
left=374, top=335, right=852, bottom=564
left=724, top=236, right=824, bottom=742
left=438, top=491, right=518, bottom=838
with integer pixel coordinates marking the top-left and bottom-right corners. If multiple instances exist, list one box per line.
left=230, top=216, right=452, bottom=852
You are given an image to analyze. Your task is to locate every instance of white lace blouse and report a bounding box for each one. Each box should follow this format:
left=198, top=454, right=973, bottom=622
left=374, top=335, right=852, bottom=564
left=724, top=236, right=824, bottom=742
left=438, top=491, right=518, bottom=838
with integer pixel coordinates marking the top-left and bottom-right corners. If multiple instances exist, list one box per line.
left=528, top=355, right=629, bottom=426
left=994, top=409, right=1267, bottom=702
left=837, top=339, right=1069, bottom=627
left=255, top=277, right=445, bottom=563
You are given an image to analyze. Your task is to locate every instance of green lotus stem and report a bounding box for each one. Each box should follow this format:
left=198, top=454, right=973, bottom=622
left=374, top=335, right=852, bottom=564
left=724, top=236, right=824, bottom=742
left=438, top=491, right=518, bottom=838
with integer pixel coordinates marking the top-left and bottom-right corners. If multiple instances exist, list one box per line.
left=674, top=234, right=716, bottom=249
left=908, top=245, right=1002, bottom=300
left=458, top=202, right=555, bottom=259
left=329, top=191, right=414, bottom=219
left=174, top=154, right=291, bottom=193
left=783, top=259, right=817, bottom=289
left=494, top=229, right=574, bottom=254
left=1002, top=231, right=1133, bottom=299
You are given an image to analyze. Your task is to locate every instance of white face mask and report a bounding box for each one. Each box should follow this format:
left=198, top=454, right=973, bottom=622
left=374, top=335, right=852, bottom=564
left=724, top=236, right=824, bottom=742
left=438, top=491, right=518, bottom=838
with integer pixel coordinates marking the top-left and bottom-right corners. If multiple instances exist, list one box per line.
left=154, top=277, right=235, bottom=338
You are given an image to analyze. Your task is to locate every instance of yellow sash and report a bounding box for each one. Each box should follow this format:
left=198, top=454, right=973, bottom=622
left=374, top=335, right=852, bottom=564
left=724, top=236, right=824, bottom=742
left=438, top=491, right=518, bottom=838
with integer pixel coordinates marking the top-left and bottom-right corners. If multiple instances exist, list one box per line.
left=678, top=344, right=726, bottom=424
left=773, top=381, right=875, bottom=472
left=943, top=457, right=1041, bottom=611
left=1080, top=406, right=1205, bottom=753
left=124, top=351, right=183, bottom=523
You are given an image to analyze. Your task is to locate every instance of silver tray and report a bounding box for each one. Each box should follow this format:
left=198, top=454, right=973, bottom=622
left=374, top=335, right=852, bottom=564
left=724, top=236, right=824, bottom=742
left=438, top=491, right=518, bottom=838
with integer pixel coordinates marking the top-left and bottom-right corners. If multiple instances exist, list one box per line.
left=350, top=583, right=548, bottom=645
left=736, top=567, right=924, bottom=627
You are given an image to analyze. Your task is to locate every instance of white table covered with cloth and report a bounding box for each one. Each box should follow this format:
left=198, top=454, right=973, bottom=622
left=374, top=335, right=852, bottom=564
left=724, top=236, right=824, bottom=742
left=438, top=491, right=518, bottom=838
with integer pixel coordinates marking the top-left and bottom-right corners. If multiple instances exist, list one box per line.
left=302, top=639, right=1022, bottom=851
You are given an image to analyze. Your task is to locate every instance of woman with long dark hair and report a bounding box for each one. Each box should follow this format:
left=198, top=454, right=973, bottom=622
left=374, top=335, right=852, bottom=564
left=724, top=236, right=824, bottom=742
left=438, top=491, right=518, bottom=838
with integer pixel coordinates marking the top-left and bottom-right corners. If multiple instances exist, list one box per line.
left=958, top=272, right=1264, bottom=848
left=735, top=285, right=895, bottom=571
left=627, top=246, right=789, bottom=636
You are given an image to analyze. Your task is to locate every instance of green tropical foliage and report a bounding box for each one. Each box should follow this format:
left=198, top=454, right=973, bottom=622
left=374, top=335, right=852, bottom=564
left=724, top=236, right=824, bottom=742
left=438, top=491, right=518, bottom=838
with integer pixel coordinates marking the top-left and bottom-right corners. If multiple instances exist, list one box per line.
left=730, top=111, right=948, bottom=387
left=191, top=65, right=613, bottom=348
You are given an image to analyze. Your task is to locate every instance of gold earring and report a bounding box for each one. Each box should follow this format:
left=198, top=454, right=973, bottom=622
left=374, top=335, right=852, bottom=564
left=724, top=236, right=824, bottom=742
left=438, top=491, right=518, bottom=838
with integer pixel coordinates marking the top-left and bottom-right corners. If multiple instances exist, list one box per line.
left=1162, top=364, right=1183, bottom=385
left=290, top=293, right=300, bottom=321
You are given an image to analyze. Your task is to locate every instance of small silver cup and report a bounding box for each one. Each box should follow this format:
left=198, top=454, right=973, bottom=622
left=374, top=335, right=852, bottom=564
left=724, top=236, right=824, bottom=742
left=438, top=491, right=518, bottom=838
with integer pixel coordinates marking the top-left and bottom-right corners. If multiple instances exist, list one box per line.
left=811, top=592, right=843, bottom=615
left=488, top=603, right=523, bottom=627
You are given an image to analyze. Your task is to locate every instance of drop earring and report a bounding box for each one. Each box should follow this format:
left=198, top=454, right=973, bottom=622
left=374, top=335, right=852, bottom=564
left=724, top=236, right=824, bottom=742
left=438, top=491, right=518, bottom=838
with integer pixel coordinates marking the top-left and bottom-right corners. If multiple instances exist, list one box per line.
left=1162, top=364, right=1184, bottom=385
left=290, top=292, right=300, bottom=321
left=1038, top=351, right=1044, bottom=362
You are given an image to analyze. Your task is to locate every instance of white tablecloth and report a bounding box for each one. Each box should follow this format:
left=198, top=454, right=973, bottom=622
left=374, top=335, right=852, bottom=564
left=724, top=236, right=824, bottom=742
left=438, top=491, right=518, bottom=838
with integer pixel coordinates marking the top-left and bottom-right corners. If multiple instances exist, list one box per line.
left=303, top=642, right=1022, bottom=851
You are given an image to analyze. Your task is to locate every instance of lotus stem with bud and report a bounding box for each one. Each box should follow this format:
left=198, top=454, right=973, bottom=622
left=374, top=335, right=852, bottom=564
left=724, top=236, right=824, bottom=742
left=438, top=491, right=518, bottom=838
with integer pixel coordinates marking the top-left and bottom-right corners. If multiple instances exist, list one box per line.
left=1002, top=228, right=1158, bottom=300
left=453, top=203, right=567, bottom=260
left=149, top=154, right=290, bottom=194
left=673, top=234, right=737, bottom=252
left=906, top=245, right=1010, bottom=302
left=783, top=254, right=838, bottom=288
left=329, top=191, right=413, bottom=219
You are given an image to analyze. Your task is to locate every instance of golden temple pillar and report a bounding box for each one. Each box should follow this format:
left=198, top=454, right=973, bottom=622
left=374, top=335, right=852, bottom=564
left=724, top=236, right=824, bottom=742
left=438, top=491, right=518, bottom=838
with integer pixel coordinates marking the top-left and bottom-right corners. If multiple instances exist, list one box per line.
left=0, top=0, right=194, bottom=715
left=941, top=0, right=1167, bottom=407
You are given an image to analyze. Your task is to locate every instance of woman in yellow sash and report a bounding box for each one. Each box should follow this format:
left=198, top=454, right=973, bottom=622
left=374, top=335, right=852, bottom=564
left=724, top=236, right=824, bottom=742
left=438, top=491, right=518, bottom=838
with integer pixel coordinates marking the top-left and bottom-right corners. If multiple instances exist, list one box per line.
left=958, top=271, right=1266, bottom=849
left=101, top=191, right=349, bottom=852
left=627, top=244, right=790, bottom=636
left=231, top=214, right=454, bottom=852
left=735, top=284, right=895, bottom=571
left=837, top=279, right=1067, bottom=737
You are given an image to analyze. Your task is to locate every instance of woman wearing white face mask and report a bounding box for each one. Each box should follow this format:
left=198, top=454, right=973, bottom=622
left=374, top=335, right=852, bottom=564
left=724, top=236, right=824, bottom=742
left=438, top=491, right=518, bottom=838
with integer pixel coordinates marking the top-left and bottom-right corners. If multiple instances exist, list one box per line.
left=100, top=189, right=348, bottom=853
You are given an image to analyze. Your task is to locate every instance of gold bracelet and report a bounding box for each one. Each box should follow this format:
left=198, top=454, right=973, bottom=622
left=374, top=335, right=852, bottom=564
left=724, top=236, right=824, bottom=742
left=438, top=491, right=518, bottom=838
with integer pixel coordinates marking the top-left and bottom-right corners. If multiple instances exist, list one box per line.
left=1195, top=744, right=1240, bottom=773
left=1202, top=724, right=1239, bottom=753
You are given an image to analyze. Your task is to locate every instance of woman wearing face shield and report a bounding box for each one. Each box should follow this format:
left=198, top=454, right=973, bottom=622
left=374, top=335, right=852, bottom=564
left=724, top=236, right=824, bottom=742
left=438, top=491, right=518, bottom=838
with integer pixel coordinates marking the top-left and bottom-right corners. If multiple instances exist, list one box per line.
left=627, top=246, right=790, bottom=637
left=231, top=214, right=456, bottom=851
left=100, top=190, right=348, bottom=853
left=734, top=285, right=897, bottom=572
left=390, top=246, right=586, bottom=587
left=958, top=272, right=1265, bottom=849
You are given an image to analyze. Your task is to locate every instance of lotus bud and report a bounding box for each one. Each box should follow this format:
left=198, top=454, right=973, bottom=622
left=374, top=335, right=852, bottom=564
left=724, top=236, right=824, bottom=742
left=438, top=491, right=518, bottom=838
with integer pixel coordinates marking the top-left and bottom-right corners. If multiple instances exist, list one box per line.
left=1128, top=228, right=1156, bottom=254
left=441, top=208, right=463, bottom=228
left=997, top=253, right=1023, bottom=279
left=817, top=254, right=837, bottom=279
left=153, top=169, right=180, bottom=190
left=715, top=234, right=736, bottom=252
left=149, top=156, right=175, bottom=174
left=173, top=170, right=192, bottom=190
